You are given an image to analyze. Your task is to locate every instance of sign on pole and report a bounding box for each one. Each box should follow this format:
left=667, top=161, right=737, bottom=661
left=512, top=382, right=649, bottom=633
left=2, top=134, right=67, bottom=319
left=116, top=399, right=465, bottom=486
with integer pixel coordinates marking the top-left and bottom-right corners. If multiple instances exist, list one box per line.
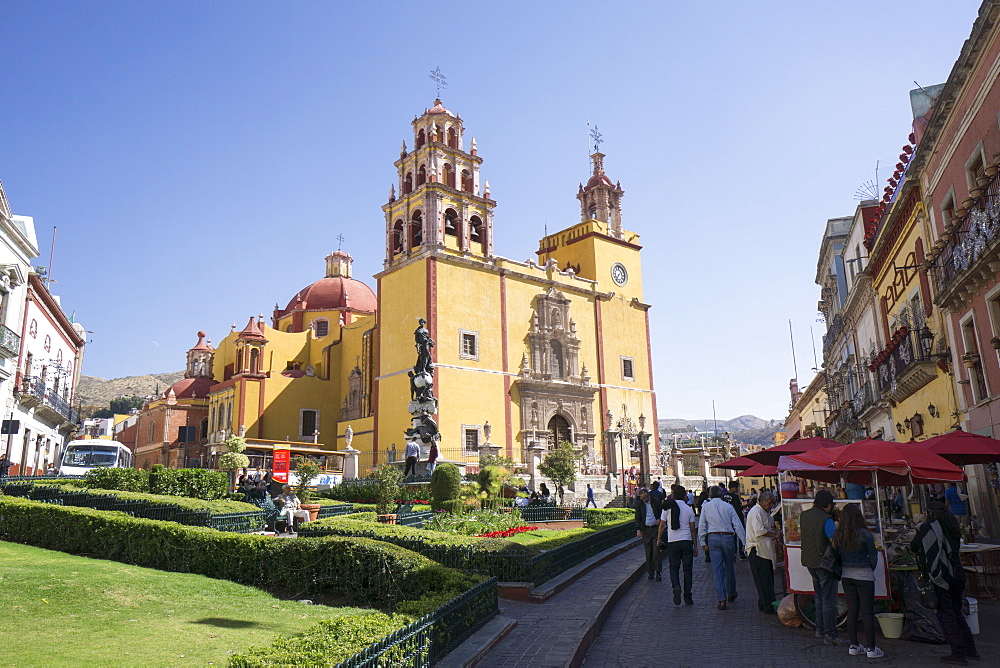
left=273, top=445, right=290, bottom=484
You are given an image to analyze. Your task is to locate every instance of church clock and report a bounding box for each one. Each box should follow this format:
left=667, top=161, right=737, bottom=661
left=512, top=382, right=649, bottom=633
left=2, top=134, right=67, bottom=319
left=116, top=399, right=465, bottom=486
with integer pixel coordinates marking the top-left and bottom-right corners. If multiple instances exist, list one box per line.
left=611, top=262, right=628, bottom=286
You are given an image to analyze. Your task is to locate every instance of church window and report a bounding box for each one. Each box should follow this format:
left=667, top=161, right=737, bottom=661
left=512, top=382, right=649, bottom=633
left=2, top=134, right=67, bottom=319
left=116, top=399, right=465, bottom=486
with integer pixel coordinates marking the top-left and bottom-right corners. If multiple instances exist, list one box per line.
left=470, top=216, right=483, bottom=244
left=550, top=340, right=563, bottom=378
left=285, top=325, right=292, bottom=332
left=464, top=427, right=479, bottom=453
left=236, top=349, right=244, bottom=372
left=621, top=356, right=635, bottom=380
left=147, top=418, right=155, bottom=445
left=249, top=348, right=260, bottom=374
left=403, top=173, right=413, bottom=195
left=300, top=409, right=319, bottom=439
left=447, top=127, right=458, bottom=148
left=416, top=129, right=426, bottom=148
left=393, top=219, right=405, bottom=253
left=313, top=319, right=329, bottom=337
left=417, top=165, right=427, bottom=187
left=410, top=210, right=423, bottom=247
left=459, top=329, right=479, bottom=360
left=201, top=418, right=209, bottom=439
left=444, top=209, right=459, bottom=237
left=433, top=124, right=443, bottom=141
left=443, top=163, right=455, bottom=188
left=461, top=169, right=473, bottom=193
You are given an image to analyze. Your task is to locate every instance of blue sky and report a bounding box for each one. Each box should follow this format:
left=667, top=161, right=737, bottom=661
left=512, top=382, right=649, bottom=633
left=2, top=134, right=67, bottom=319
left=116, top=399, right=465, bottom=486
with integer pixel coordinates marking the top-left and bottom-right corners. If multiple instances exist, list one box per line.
left=0, top=0, right=983, bottom=419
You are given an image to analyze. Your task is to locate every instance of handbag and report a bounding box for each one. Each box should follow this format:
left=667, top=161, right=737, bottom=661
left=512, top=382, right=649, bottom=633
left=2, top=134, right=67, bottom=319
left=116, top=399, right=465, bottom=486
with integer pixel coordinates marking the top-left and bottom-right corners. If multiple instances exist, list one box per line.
left=915, top=572, right=939, bottom=609
left=817, top=544, right=843, bottom=580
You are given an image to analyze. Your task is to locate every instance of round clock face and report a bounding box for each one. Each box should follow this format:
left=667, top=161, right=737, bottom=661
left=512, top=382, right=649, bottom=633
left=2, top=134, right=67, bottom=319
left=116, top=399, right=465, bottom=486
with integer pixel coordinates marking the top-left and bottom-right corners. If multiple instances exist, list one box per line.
left=611, top=262, right=628, bottom=286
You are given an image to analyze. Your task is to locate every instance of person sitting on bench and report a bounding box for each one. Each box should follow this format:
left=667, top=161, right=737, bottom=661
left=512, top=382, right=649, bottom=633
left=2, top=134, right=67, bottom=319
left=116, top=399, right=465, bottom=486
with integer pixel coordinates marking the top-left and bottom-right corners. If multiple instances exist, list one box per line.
left=274, top=484, right=310, bottom=534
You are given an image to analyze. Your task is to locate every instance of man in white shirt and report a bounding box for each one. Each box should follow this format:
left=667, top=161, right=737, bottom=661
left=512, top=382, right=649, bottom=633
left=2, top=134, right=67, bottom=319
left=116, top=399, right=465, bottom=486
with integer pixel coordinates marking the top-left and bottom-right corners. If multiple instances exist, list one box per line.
left=634, top=488, right=663, bottom=581
left=657, top=484, right=697, bottom=605
left=275, top=484, right=310, bottom=534
left=745, top=490, right=782, bottom=614
left=698, top=486, right=747, bottom=609
left=403, top=439, right=421, bottom=477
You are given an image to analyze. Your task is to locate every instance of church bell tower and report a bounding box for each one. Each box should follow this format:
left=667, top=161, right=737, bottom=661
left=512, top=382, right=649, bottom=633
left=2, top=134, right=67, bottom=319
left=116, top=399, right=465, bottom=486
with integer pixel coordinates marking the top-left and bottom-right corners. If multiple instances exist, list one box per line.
left=382, top=99, right=496, bottom=266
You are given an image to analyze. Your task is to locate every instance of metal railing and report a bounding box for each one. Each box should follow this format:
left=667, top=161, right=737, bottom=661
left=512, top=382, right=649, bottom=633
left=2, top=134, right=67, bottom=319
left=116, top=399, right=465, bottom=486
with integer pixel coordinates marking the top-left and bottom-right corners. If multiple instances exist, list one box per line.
left=936, top=177, right=1000, bottom=295
left=43, top=388, right=78, bottom=423
left=336, top=577, right=498, bottom=668
left=0, top=323, right=20, bottom=358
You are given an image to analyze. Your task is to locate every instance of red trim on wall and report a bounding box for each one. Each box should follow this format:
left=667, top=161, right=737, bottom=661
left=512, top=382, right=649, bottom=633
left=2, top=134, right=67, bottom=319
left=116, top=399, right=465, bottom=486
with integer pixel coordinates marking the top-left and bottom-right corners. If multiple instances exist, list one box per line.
left=915, top=238, right=933, bottom=318
left=644, top=310, right=660, bottom=459
left=500, top=273, right=513, bottom=457
left=238, top=378, right=246, bottom=434
left=427, top=257, right=437, bottom=354
left=595, top=299, right=611, bottom=464
left=373, top=277, right=382, bottom=462
left=257, top=378, right=266, bottom=439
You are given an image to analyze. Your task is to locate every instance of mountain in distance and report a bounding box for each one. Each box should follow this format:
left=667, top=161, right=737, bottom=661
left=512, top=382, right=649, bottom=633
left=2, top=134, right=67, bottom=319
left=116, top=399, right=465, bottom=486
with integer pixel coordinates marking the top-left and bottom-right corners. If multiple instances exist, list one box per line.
left=76, top=371, right=184, bottom=413
left=658, top=415, right=782, bottom=446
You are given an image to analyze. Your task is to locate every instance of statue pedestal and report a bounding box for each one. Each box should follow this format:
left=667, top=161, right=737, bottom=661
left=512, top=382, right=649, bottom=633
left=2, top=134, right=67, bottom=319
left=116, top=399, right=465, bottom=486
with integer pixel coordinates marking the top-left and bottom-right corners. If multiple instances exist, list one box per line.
left=479, top=441, right=501, bottom=460
left=343, top=446, right=359, bottom=480
left=408, top=399, right=438, bottom=415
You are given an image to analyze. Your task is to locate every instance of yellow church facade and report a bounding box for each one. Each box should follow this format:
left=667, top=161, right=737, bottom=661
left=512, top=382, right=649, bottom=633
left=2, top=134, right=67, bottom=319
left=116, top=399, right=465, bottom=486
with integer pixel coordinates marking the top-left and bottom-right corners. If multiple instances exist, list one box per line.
left=201, top=98, right=659, bottom=480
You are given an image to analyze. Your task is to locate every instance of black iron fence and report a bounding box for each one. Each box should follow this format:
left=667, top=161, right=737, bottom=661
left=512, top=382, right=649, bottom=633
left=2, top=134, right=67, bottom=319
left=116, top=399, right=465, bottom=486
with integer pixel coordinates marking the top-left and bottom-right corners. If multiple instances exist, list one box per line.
left=336, top=577, right=498, bottom=668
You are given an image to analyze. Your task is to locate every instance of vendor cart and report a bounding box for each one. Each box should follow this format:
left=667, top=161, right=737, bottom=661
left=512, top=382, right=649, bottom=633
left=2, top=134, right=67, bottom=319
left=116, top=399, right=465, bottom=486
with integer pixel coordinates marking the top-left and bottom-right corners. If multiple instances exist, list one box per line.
left=775, top=439, right=966, bottom=629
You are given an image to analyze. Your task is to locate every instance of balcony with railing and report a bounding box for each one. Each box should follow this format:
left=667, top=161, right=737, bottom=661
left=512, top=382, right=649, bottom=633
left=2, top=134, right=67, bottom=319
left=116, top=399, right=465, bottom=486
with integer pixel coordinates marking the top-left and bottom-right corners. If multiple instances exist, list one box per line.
left=0, top=324, right=20, bottom=359
left=934, top=175, right=1000, bottom=309
left=872, top=327, right=938, bottom=403
left=14, top=373, right=44, bottom=407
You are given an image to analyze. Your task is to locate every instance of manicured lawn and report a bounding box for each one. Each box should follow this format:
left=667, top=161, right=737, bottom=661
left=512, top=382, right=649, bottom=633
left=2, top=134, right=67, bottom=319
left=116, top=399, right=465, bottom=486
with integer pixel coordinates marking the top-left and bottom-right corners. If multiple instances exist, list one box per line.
left=0, top=541, right=362, bottom=666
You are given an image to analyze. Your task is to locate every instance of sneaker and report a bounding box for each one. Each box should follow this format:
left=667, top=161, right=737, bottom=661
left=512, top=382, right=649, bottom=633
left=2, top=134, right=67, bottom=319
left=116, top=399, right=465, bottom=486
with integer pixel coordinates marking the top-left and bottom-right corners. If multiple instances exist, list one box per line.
left=825, top=636, right=847, bottom=646
left=673, top=587, right=681, bottom=605
left=655, top=572, right=662, bottom=582
left=815, top=631, right=825, bottom=639
left=867, top=647, right=885, bottom=659
left=849, top=645, right=865, bottom=656
left=684, top=596, right=694, bottom=606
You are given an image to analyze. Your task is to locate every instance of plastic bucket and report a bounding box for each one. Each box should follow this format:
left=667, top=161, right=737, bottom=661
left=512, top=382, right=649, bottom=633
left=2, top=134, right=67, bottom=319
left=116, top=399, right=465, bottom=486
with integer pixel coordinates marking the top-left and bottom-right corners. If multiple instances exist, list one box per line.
left=780, top=481, right=799, bottom=499
left=876, top=612, right=904, bottom=639
left=966, top=597, right=980, bottom=634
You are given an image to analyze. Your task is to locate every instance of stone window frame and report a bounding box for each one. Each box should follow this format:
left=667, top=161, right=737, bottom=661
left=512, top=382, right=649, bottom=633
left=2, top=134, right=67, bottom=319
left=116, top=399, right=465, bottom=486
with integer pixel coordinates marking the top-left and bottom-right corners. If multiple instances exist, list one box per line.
left=459, top=328, right=479, bottom=361
left=462, top=423, right=481, bottom=454
left=621, top=356, right=635, bottom=381
left=313, top=319, right=330, bottom=338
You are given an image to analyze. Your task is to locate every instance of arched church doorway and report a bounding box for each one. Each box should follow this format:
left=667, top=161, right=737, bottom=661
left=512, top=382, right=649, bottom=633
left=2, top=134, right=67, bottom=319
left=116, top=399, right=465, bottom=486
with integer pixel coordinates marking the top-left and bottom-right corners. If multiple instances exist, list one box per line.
left=547, top=414, right=572, bottom=448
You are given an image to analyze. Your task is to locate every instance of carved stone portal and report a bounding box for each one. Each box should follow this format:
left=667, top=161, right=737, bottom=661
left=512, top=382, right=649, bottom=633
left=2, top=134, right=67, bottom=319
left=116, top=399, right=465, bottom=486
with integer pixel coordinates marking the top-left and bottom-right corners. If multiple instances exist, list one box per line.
left=514, top=288, right=598, bottom=456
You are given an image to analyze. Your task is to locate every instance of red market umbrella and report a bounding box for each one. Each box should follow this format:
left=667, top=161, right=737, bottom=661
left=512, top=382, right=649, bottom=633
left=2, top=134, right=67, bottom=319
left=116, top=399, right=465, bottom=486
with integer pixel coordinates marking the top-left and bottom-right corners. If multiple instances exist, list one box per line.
left=778, top=439, right=965, bottom=486
left=737, top=462, right=778, bottom=478
left=716, top=456, right=757, bottom=470
left=912, top=430, right=1000, bottom=466
left=744, top=436, right=844, bottom=466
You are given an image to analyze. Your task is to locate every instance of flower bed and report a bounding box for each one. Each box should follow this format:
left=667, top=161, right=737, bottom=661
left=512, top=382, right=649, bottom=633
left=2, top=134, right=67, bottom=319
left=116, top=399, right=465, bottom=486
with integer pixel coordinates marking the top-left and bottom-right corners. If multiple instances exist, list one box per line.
left=476, top=525, right=539, bottom=538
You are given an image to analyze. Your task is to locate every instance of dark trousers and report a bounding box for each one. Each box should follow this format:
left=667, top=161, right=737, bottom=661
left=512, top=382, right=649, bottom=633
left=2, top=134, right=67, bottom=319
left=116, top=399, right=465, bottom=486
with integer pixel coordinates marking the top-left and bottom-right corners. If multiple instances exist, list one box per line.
left=403, top=456, right=417, bottom=477
left=748, top=547, right=776, bottom=611
left=842, top=578, right=875, bottom=649
left=807, top=567, right=841, bottom=637
left=935, top=578, right=977, bottom=659
left=640, top=525, right=662, bottom=576
left=585, top=497, right=597, bottom=508
left=666, top=540, right=694, bottom=596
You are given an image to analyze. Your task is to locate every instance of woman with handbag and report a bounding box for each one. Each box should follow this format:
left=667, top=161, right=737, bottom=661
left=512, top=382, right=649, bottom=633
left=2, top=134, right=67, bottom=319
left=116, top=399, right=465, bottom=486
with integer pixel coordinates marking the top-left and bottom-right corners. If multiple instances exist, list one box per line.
left=911, top=501, right=978, bottom=665
left=832, top=503, right=882, bottom=659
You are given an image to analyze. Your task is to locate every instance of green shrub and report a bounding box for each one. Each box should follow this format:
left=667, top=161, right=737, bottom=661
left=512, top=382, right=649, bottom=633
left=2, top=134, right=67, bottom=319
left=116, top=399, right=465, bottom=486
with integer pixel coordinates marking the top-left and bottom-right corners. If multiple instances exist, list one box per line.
left=84, top=466, right=228, bottom=500
left=430, top=463, right=461, bottom=511
left=292, top=456, right=321, bottom=502
left=84, top=467, right=150, bottom=492
left=585, top=508, right=634, bottom=526
left=30, top=483, right=259, bottom=513
left=229, top=611, right=414, bottom=668
left=372, top=464, right=403, bottom=515
left=0, top=496, right=481, bottom=608
left=423, top=508, right=527, bottom=536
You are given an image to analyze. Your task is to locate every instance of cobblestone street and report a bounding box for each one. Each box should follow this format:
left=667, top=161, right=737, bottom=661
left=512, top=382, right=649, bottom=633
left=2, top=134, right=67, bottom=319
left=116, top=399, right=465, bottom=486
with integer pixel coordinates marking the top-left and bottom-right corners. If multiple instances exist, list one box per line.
left=584, top=552, right=999, bottom=667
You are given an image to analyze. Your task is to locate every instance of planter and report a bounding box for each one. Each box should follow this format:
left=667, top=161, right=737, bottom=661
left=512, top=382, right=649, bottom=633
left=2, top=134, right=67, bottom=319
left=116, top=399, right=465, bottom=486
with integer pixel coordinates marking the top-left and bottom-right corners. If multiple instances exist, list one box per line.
left=377, top=513, right=398, bottom=524
left=963, top=197, right=977, bottom=209
left=962, top=352, right=981, bottom=368
left=300, top=503, right=321, bottom=522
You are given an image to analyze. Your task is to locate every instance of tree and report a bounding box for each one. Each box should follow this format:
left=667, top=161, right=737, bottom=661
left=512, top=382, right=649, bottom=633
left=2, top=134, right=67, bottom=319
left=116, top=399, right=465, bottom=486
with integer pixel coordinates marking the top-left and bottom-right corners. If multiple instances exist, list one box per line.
left=538, top=441, right=578, bottom=505
left=293, top=456, right=321, bottom=502
left=218, top=435, right=249, bottom=472
left=110, top=395, right=145, bottom=415
left=430, top=462, right=463, bottom=514
left=372, top=464, right=403, bottom=516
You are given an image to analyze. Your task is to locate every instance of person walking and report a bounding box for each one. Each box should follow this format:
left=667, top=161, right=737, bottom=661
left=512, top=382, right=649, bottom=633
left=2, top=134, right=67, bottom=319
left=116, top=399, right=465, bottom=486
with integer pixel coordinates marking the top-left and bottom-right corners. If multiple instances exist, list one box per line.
left=403, top=438, right=420, bottom=477
left=658, top=484, right=697, bottom=605
left=634, top=487, right=663, bottom=581
left=585, top=483, right=597, bottom=508
left=832, top=503, right=883, bottom=659
left=426, top=442, right=439, bottom=474
left=800, top=489, right=843, bottom=644
left=0, top=454, right=12, bottom=477
left=725, top=480, right=748, bottom=560
left=911, top=500, right=978, bottom=664
left=746, top=490, right=781, bottom=614
left=698, top=486, right=746, bottom=609
left=648, top=480, right=666, bottom=503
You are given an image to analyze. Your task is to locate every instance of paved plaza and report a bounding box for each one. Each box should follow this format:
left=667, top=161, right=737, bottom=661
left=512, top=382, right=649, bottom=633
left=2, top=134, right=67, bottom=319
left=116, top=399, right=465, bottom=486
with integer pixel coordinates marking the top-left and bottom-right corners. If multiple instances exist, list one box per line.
left=474, top=544, right=999, bottom=667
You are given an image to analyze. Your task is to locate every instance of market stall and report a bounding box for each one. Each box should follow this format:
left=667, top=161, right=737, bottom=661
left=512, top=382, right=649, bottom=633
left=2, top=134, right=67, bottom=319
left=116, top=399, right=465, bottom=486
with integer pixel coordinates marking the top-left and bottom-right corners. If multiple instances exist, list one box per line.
left=776, top=440, right=966, bottom=622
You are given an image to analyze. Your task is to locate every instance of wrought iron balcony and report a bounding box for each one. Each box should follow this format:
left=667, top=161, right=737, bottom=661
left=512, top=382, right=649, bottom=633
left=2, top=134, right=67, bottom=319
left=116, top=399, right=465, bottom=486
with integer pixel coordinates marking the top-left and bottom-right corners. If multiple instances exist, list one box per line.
left=14, top=373, right=44, bottom=407
left=0, top=324, right=20, bottom=359
left=935, top=177, right=1000, bottom=309
left=873, top=329, right=938, bottom=403
left=43, top=387, right=78, bottom=424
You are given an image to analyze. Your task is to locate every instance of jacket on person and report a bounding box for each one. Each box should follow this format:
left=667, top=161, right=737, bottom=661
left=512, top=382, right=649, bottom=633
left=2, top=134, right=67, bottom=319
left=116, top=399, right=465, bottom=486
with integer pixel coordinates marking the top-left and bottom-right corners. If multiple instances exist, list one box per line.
left=800, top=505, right=833, bottom=569
left=835, top=528, right=878, bottom=570
left=634, top=496, right=663, bottom=530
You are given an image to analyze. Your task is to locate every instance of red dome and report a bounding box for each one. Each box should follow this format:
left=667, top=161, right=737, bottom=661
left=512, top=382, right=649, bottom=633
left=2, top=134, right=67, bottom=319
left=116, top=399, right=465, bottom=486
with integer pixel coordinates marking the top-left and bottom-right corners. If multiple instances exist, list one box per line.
left=586, top=172, right=614, bottom=189
left=282, top=276, right=377, bottom=315
left=165, top=376, right=216, bottom=399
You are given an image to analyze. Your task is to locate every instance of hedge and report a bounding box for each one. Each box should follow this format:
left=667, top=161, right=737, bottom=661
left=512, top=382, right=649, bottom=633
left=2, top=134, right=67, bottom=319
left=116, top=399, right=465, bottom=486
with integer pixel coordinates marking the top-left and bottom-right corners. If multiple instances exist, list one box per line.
left=585, top=508, right=634, bottom=526
left=0, top=496, right=480, bottom=609
left=7, top=482, right=259, bottom=513
left=82, top=466, right=230, bottom=500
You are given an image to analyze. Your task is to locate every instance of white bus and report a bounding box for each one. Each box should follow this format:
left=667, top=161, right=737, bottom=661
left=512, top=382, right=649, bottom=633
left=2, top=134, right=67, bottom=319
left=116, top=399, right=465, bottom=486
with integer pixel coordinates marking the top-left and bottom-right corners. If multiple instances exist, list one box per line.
left=59, top=439, right=134, bottom=476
